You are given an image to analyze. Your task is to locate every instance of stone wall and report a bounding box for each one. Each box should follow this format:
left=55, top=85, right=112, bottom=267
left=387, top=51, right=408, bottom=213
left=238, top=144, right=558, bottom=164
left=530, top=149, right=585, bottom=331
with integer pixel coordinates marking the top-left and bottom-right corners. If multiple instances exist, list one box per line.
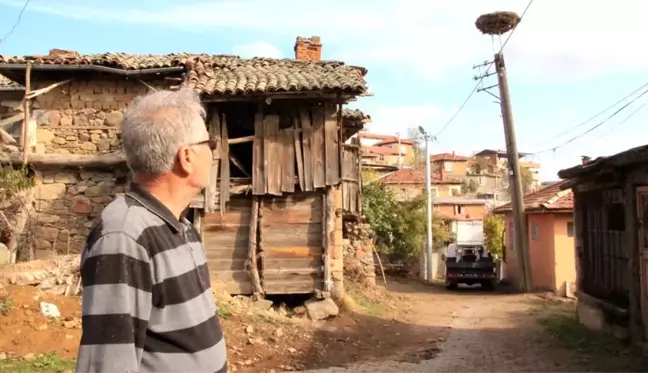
left=29, top=79, right=151, bottom=155
left=22, top=168, right=129, bottom=260
left=342, top=218, right=376, bottom=287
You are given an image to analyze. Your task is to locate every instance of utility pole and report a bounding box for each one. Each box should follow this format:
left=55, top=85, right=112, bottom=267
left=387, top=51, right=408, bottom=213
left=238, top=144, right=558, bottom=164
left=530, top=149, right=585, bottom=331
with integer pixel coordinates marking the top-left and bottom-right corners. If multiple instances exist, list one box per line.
left=418, top=126, right=434, bottom=282
left=492, top=53, right=531, bottom=292
left=473, top=10, right=532, bottom=292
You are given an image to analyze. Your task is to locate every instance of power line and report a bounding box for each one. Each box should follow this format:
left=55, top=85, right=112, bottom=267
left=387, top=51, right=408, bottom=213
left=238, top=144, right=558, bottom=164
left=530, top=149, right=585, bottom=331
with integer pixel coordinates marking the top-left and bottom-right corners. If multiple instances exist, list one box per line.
left=531, top=80, right=648, bottom=147
left=0, top=0, right=30, bottom=46
left=598, top=100, right=648, bottom=138
left=531, top=87, right=648, bottom=155
left=434, top=0, right=535, bottom=138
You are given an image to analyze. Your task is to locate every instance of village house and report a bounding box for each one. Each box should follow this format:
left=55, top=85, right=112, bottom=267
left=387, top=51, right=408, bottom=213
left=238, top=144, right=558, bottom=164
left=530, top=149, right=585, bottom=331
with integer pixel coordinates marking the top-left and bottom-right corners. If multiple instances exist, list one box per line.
left=492, top=181, right=576, bottom=296
left=430, top=152, right=470, bottom=179
left=354, top=132, right=416, bottom=169
left=0, top=36, right=370, bottom=300
left=558, top=148, right=648, bottom=349
left=474, top=148, right=541, bottom=191
left=379, top=168, right=462, bottom=201
left=434, top=196, right=487, bottom=221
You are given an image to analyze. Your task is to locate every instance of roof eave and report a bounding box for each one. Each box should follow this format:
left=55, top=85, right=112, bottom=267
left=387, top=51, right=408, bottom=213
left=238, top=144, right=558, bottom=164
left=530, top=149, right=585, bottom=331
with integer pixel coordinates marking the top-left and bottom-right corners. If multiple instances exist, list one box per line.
left=0, top=63, right=185, bottom=76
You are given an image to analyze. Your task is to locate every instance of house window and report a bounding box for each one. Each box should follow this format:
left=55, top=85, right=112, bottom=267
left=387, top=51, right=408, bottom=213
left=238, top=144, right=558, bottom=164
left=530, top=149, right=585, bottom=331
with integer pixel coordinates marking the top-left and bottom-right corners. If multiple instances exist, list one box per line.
left=431, top=188, right=438, bottom=197
left=478, top=176, right=484, bottom=186
left=567, top=222, right=574, bottom=237
left=454, top=205, right=463, bottom=215
left=444, top=162, right=453, bottom=172
left=606, top=203, right=625, bottom=231
left=531, top=222, right=539, bottom=241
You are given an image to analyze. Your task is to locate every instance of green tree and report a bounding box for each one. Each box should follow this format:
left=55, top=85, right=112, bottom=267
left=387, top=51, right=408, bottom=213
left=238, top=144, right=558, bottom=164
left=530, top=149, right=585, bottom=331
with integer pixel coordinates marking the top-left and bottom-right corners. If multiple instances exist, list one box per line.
left=500, top=161, right=534, bottom=195
left=483, top=214, right=505, bottom=257
left=363, top=182, right=449, bottom=260
left=361, top=168, right=379, bottom=184
left=0, top=165, right=32, bottom=203
left=520, top=166, right=534, bottom=193
left=461, top=179, right=479, bottom=194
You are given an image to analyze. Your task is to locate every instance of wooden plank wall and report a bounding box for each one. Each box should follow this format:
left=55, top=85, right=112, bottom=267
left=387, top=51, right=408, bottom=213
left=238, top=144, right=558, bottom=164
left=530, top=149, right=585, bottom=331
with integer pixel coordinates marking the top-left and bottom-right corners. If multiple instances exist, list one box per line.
left=259, top=192, right=324, bottom=294
left=203, top=196, right=255, bottom=295
left=252, top=104, right=340, bottom=196
left=341, top=137, right=362, bottom=214
left=579, top=187, right=629, bottom=307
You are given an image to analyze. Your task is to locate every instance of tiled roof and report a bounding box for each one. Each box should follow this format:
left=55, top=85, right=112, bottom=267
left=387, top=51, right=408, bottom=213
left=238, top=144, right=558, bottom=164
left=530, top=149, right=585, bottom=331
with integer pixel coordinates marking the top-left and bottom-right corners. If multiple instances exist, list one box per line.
left=0, top=49, right=368, bottom=96
left=430, top=153, right=471, bottom=162
left=433, top=196, right=489, bottom=205
left=493, top=180, right=573, bottom=213
left=373, top=139, right=416, bottom=146
left=363, top=146, right=401, bottom=156
left=380, top=168, right=462, bottom=185
left=558, top=144, right=648, bottom=180
left=342, top=109, right=371, bottom=141
left=356, top=132, right=397, bottom=141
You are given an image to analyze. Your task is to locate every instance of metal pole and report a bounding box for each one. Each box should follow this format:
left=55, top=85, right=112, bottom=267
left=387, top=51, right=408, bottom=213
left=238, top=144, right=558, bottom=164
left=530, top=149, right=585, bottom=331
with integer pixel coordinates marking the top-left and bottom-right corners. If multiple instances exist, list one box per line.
left=424, top=134, right=434, bottom=282
left=494, top=52, right=532, bottom=292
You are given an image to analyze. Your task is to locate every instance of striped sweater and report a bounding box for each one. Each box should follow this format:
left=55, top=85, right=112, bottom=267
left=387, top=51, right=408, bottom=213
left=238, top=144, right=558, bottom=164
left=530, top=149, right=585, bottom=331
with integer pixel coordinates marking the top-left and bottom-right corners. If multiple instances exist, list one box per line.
left=76, top=184, right=228, bottom=373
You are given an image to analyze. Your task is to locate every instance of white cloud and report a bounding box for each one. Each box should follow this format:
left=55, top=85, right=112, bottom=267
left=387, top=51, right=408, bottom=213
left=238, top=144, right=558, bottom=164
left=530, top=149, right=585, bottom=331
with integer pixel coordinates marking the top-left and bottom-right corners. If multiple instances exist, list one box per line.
left=231, top=42, right=282, bottom=59
left=5, top=0, right=648, bottom=82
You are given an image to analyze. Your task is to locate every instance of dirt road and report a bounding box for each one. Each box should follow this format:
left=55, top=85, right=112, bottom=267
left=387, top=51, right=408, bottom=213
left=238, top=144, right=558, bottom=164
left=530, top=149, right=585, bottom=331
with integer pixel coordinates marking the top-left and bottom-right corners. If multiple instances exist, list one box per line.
left=294, top=281, right=637, bottom=373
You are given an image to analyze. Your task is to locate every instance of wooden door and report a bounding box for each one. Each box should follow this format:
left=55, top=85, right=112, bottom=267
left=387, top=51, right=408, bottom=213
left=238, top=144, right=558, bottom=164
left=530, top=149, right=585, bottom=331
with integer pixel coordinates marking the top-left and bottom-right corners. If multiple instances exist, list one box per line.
left=636, top=187, right=648, bottom=342
left=341, top=137, right=362, bottom=214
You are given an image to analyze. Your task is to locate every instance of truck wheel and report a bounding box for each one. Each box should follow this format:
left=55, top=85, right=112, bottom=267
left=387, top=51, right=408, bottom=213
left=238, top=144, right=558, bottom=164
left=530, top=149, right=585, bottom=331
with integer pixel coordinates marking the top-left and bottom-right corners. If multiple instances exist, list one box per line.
left=482, top=280, right=496, bottom=291
left=445, top=280, right=458, bottom=290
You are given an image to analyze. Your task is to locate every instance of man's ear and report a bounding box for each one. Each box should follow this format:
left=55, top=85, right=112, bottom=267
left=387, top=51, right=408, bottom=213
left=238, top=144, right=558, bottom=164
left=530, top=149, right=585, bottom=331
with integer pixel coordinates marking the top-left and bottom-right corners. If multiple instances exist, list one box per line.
left=177, top=146, right=195, bottom=174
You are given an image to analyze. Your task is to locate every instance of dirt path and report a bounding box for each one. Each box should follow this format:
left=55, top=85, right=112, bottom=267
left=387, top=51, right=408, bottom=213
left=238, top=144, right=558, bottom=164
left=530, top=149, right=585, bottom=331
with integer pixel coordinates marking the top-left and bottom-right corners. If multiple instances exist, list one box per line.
left=293, top=281, right=590, bottom=373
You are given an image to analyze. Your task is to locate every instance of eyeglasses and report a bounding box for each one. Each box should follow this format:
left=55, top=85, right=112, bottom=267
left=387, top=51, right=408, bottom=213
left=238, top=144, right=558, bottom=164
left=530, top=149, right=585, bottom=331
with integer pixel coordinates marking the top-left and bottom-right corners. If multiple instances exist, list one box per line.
left=189, top=138, right=218, bottom=151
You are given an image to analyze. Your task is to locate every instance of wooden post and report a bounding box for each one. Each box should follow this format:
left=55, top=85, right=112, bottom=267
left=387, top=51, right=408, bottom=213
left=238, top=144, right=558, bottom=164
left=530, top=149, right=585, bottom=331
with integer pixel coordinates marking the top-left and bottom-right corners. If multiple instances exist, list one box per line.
left=323, top=187, right=336, bottom=294
left=337, top=97, right=344, bottom=185
left=257, top=197, right=265, bottom=288
left=248, top=196, right=263, bottom=296
left=494, top=52, right=532, bottom=292
left=21, top=61, right=32, bottom=165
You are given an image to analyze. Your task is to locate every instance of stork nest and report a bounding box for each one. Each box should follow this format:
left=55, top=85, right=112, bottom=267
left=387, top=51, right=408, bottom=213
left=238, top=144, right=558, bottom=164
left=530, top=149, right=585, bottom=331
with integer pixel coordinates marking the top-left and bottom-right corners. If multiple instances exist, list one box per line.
left=475, top=11, right=520, bottom=35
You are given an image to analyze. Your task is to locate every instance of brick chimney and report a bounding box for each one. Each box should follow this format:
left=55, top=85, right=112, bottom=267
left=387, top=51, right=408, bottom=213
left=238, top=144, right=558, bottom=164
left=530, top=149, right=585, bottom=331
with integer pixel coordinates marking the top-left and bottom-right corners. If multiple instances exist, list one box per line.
left=294, top=36, right=322, bottom=61
left=581, top=155, right=591, bottom=165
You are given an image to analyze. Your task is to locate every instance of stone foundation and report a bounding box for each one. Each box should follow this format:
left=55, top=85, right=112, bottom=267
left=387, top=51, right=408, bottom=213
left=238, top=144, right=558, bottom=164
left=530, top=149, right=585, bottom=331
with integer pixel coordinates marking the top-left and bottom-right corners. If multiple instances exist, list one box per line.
left=20, top=169, right=129, bottom=260
left=342, top=218, right=376, bottom=287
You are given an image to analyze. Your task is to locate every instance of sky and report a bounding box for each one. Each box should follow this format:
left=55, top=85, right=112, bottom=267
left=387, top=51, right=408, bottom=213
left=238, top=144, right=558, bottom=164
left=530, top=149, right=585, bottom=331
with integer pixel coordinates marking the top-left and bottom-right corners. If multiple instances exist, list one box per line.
left=0, top=0, right=647, bottom=181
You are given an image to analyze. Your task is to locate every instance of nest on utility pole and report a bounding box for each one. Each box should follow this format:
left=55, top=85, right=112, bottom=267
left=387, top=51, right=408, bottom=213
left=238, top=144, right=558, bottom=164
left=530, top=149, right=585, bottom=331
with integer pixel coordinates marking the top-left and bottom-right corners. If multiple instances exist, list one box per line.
left=475, top=11, right=520, bottom=35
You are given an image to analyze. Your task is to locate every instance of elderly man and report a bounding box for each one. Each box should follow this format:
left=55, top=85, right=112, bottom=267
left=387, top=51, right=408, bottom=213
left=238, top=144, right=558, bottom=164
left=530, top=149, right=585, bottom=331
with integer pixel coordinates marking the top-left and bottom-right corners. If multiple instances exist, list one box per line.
left=75, top=89, right=227, bottom=373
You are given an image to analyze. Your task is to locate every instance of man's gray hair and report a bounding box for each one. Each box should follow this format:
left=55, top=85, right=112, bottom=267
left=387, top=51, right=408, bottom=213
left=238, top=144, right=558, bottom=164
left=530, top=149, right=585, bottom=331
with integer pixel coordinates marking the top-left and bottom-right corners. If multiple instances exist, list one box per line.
left=121, top=88, right=206, bottom=175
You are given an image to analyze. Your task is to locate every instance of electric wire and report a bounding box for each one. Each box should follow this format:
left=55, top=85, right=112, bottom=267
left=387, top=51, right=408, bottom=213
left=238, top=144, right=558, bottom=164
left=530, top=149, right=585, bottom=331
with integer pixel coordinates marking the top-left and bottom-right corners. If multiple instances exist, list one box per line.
left=0, top=0, right=30, bottom=46
left=531, top=87, right=648, bottom=155
left=531, top=80, right=648, bottom=147
left=434, top=0, right=535, bottom=138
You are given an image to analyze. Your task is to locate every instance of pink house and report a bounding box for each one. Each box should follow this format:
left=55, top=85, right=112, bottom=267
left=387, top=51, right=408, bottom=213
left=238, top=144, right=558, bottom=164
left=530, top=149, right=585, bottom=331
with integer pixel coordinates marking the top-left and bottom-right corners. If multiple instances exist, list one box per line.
left=493, top=181, right=575, bottom=295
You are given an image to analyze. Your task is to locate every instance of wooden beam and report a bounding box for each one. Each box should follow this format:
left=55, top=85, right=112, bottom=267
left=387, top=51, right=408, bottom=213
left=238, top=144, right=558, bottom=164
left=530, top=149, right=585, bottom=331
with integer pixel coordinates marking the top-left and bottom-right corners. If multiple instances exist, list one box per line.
left=21, top=61, right=31, bottom=165
left=248, top=196, right=264, bottom=295
left=202, top=92, right=354, bottom=103
left=228, top=153, right=250, bottom=177
left=25, top=79, right=73, bottom=100
left=0, top=128, right=16, bottom=144
left=0, top=152, right=126, bottom=168
left=137, top=79, right=158, bottom=92
left=0, top=113, right=23, bottom=129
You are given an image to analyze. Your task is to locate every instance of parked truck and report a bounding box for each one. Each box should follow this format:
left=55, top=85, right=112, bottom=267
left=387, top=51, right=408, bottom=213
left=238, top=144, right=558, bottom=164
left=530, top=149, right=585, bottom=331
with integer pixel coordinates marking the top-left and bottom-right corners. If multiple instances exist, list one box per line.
left=443, top=220, right=497, bottom=290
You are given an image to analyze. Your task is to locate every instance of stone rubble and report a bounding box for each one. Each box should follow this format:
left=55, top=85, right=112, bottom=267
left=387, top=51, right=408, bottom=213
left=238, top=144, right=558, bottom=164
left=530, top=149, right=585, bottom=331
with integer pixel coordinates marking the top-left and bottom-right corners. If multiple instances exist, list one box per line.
left=342, top=219, right=376, bottom=287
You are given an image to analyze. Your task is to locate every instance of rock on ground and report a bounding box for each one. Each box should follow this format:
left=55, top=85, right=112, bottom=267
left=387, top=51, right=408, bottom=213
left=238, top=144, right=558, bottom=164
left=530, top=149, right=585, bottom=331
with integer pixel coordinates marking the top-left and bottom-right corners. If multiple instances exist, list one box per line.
left=305, top=298, right=339, bottom=321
